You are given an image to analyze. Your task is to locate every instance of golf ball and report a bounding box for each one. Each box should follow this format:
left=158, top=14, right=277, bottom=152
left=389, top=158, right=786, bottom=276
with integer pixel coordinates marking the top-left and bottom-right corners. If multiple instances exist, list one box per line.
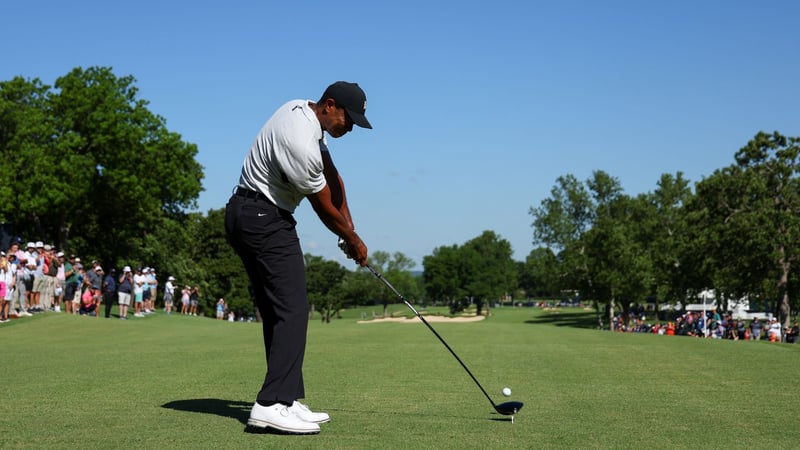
left=502, top=387, right=512, bottom=397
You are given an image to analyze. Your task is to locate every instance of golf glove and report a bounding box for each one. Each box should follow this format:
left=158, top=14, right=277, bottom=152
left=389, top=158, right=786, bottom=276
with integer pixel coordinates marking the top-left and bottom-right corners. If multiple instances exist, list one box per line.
left=338, top=237, right=349, bottom=254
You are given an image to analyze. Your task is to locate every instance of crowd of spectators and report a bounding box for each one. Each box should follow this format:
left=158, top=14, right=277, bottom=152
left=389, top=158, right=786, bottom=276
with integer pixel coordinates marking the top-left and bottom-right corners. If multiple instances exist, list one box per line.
left=0, top=237, right=235, bottom=322
left=615, top=309, right=799, bottom=343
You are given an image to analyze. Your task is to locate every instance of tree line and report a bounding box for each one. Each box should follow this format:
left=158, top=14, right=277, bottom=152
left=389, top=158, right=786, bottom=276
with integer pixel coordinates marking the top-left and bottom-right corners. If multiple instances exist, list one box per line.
left=529, top=132, right=800, bottom=329
left=2, top=67, right=796, bottom=325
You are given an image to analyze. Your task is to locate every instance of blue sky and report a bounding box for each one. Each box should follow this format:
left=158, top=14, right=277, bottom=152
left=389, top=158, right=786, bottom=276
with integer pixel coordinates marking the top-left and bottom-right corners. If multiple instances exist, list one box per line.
left=3, top=1, right=798, bottom=268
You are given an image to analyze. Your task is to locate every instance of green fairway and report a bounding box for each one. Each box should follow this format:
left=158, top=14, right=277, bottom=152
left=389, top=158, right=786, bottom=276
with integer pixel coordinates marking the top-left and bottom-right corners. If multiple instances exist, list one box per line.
left=1, top=307, right=798, bottom=449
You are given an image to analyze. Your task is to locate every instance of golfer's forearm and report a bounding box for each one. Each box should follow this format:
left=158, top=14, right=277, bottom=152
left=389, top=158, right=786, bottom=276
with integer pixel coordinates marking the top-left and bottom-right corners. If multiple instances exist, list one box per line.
left=335, top=175, right=355, bottom=230
left=308, top=189, right=357, bottom=242
left=315, top=205, right=358, bottom=242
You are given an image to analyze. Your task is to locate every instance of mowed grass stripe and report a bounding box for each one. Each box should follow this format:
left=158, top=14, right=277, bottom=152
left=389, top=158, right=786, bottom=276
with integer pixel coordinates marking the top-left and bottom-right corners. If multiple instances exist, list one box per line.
left=1, top=307, right=798, bottom=449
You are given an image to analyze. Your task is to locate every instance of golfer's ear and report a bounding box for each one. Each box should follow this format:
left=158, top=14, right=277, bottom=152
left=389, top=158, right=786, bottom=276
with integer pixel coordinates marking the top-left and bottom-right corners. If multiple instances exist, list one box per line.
left=323, top=98, right=337, bottom=111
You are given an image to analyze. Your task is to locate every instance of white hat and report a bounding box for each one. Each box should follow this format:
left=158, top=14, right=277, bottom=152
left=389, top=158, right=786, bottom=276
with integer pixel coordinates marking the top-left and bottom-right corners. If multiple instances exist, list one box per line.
left=56, top=251, right=64, bottom=257
left=43, top=244, right=52, bottom=251
left=168, top=276, right=175, bottom=281
left=123, top=266, right=131, bottom=272
left=95, top=266, right=103, bottom=272
left=35, top=241, right=44, bottom=248
left=26, top=242, right=35, bottom=248
left=143, top=267, right=150, bottom=273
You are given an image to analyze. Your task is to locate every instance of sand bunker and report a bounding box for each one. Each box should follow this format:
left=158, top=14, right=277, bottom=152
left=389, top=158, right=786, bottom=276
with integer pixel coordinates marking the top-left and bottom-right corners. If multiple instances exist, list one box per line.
left=358, top=315, right=486, bottom=324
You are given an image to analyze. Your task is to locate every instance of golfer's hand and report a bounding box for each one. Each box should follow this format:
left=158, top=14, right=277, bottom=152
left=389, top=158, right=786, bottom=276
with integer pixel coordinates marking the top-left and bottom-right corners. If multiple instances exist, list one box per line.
left=338, top=236, right=368, bottom=267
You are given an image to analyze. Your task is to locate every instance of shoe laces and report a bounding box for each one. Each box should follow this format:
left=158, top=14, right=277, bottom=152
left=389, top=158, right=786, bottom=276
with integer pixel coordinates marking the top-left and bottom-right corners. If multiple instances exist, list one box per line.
left=293, top=401, right=310, bottom=412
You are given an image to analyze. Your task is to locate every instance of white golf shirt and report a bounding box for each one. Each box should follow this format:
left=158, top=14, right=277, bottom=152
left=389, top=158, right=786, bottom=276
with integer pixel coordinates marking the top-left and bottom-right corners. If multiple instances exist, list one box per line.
left=238, top=100, right=327, bottom=212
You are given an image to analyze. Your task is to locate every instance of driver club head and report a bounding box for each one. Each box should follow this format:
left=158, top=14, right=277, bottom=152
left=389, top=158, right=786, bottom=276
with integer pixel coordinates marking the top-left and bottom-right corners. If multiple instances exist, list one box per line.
left=494, top=401, right=524, bottom=416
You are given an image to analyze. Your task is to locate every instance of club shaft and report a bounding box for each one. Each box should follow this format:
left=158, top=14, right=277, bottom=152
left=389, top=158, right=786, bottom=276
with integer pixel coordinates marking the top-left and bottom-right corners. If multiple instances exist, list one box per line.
left=366, top=265, right=497, bottom=408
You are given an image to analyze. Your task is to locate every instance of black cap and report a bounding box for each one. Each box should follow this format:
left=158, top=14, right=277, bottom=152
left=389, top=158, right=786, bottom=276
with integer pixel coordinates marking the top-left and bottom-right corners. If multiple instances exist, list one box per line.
left=321, top=81, right=372, bottom=129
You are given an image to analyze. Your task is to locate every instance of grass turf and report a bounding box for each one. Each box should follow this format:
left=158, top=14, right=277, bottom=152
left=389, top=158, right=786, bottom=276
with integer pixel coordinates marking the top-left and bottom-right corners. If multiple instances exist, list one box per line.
left=1, top=306, right=798, bottom=449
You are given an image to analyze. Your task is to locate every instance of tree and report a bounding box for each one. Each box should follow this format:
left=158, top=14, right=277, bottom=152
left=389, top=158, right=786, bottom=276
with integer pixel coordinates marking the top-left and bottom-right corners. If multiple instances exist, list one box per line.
left=0, top=67, right=204, bottom=265
left=369, top=251, right=417, bottom=316
left=583, top=190, right=653, bottom=329
left=305, top=254, right=348, bottom=322
left=423, top=244, right=462, bottom=304
left=460, top=231, right=518, bottom=315
left=519, top=247, right=560, bottom=299
left=532, top=171, right=654, bottom=329
left=642, top=173, right=695, bottom=318
left=530, top=174, right=594, bottom=304
left=423, top=231, right=516, bottom=315
left=690, top=132, right=800, bottom=327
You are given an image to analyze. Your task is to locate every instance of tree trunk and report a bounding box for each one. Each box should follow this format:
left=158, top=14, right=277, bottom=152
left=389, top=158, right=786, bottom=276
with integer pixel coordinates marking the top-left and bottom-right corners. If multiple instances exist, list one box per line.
left=777, top=247, right=791, bottom=328
left=594, top=300, right=604, bottom=329
left=608, top=298, right=615, bottom=332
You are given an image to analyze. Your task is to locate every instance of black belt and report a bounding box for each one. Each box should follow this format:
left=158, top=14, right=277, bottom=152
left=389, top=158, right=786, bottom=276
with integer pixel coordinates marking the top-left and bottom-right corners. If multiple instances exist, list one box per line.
left=235, top=187, right=272, bottom=203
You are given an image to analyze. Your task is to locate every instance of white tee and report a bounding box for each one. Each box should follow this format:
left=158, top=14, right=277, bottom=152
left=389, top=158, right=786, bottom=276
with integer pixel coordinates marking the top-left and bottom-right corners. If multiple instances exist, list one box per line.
left=238, top=99, right=327, bottom=212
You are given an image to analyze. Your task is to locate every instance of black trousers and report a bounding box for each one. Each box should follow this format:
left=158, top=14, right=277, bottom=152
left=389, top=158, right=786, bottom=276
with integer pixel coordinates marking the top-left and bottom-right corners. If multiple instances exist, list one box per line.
left=104, top=292, right=114, bottom=317
left=225, top=190, right=308, bottom=406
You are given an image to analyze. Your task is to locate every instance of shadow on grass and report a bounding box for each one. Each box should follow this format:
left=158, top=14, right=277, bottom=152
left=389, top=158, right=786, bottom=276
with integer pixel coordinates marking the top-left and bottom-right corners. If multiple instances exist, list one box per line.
left=162, top=398, right=509, bottom=430
left=162, top=398, right=250, bottom=426
left=525, top=308, right=599, bottom=329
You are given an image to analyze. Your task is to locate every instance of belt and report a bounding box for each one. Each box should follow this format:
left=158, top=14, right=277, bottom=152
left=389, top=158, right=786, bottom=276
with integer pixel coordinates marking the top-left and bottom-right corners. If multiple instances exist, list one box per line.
left=235, top=187, right=272, bottom=204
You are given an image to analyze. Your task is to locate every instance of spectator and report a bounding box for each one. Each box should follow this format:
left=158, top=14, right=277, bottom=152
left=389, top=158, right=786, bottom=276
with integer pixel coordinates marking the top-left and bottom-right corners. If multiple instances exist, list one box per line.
left=768, top=318, right=782, bottom=342
left=117, top=266, right=133, bottom=320
left=696, top=314, right=706, bottom=337
left=786, top=320, right=799, bottom=344
left=41, top=244, right=58, bottom=311
left=147, top=268, right=158, bottom=313
left=89, top=265, right=104, bottom=318
left=133, top=268, right=146, bottom=317
left=71, top=263, right=85, bottom=315
left=55, top=252, right=66, bottom=312
left=13, top=253, right=31, bottom=317
left=216, top=298, right=225, bottom=320
left=103, top=268, right=116, bottom=318
left=63, top=255, right=79, bottom=314
left=53, top=252, right=67, bottom=312
left=180, top=285, right=190, bottom=315
left=163, top=276, right=175, bottom=315
left=29, top=242, right=44, bottom=312
left=189, top=286, right=199, bottom=316
left=79, top=285, right=96, bottom=316
left=749, top=318, right=763, bottom=341
left=0, top=253, right=12, bottom=323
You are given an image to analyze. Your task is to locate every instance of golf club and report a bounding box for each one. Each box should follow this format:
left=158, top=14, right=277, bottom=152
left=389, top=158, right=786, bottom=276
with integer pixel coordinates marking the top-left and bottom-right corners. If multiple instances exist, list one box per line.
left=366, top=264, right=523, bottom=416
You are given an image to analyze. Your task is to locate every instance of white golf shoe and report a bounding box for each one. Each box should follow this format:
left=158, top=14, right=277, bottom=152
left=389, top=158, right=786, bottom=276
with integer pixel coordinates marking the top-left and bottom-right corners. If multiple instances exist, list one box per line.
left=247, top=402, right=320, bottom=434
left=289, top=401, right=331, bottom=424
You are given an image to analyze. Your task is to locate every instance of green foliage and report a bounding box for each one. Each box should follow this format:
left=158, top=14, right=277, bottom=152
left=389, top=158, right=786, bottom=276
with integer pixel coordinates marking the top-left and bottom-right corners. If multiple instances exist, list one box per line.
left=6, top=67, right=799, bottom=329
left=423, top=231, right=517, bottom=313
left=530, top=132, right=800, bottom=327
left=518, top=248, right=559, bottom=298
left=0, top=67, right=204, bottom=266
left=689, top=131, right=800, bottom=325
left=305, top=254, right=348, bottom=322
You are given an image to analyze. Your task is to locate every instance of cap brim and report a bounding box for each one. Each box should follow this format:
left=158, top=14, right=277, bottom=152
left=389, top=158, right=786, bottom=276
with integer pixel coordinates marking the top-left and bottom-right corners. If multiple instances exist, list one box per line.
left=346, top=109, right=372, bottom=129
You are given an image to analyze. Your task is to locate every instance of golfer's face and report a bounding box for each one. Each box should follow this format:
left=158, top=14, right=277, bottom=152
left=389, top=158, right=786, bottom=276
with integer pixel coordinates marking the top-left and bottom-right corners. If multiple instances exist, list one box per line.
left=326, top=106, right=353, bottom=138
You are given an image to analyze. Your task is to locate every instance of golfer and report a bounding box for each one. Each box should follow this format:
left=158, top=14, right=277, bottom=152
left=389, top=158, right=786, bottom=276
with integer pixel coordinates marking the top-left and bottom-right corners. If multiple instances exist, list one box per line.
left=225, top=81, right=371, bottom=435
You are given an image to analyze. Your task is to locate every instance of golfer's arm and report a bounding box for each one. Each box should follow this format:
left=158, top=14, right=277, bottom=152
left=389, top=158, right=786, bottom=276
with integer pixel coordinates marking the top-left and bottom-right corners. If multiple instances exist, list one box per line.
left=320, top=150, right=354, bottom=230
left=307, top=185, right=358, bottom=243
